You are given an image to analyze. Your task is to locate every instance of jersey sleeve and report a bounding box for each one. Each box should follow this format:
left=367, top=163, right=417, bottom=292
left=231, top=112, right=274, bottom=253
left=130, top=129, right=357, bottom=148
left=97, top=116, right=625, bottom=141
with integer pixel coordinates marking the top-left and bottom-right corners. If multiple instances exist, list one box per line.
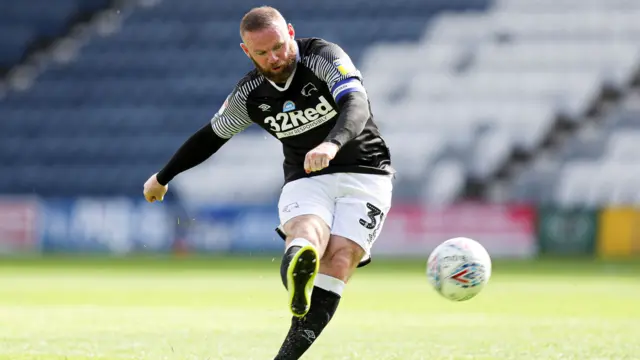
left=306, top=40, right=367, bottom=103
left=210, top=89, right=253, bottom=139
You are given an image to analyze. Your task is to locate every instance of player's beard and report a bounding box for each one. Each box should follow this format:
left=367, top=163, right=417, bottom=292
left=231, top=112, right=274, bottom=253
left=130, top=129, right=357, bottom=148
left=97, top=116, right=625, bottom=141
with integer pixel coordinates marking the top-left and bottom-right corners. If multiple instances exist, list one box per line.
left=252, top=51, right=297, bottom=84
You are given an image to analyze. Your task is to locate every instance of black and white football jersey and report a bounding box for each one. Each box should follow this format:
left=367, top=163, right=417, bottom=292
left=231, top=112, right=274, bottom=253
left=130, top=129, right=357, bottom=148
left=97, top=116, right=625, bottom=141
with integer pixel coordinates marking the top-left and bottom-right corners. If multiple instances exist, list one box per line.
left=210, top=37, right=393, bottom=183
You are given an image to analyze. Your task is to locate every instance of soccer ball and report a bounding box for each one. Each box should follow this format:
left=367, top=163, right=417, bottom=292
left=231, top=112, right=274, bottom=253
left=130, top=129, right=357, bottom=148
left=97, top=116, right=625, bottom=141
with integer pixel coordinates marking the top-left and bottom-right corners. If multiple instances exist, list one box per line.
left=426, top=237, right=492, bottom=302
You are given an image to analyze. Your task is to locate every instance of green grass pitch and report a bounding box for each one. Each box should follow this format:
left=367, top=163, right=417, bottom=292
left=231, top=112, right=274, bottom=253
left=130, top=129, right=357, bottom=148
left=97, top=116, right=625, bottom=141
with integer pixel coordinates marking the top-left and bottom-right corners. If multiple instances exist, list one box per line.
left=0, top=256, right=638, bottom=359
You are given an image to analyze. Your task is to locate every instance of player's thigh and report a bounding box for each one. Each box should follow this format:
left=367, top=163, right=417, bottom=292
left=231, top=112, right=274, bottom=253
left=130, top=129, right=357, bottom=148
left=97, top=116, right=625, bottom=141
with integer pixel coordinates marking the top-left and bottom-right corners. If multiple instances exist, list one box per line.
left=320, top=234, right=366, bottom=283
left=330, top=173, right=393, bottom=263
left=278, top=176, right=336, bottom=254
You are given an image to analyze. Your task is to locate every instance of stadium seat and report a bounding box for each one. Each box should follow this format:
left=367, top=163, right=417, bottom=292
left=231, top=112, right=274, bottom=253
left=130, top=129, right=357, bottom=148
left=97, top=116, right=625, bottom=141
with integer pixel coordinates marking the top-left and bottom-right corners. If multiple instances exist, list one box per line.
left=467, top=128, right=513, bottom=180
left=494, top=0, right=640, bottom=12
left=603, top=131, right=640, bottom=162
left=508, top=160, right=562, bottom=204
left=420, top=159, right=466, bottom=205
left=382, top=132, right=446, bottom=181
left=471, top=42, right=640, bottom=89
left=508, top=89, right=640, bottom=205
left=173, top=162, right=284, bottom=205
left=0, top=0, right=111, bottom=68
left=492, top=11, right=640, bottom=41
left=0, top=25, right=36, bottom=67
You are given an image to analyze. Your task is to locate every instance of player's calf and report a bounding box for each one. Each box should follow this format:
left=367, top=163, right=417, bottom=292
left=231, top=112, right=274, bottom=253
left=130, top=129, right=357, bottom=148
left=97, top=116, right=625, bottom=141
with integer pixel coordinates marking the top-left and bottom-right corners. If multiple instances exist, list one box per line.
left=318, top=236, right=365, bottom=283
left=274, top=235, right=363, bottom=360
left=279, top=215, right=331, bottom=317
left=274, top=273, right=344, bottom=360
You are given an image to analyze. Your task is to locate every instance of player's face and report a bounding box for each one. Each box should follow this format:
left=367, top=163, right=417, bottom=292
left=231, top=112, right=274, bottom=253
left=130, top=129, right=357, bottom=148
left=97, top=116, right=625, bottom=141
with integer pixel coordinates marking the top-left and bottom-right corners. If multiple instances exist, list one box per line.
left=241, top=23, right=297, bottom=83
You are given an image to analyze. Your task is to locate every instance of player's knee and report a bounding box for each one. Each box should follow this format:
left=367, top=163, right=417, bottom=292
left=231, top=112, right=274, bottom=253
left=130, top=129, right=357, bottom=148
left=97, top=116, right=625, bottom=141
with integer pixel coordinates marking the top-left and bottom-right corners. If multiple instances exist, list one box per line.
left=320, top=240, right=364, bottom=282
left=283, top=215, right=330, bottom=253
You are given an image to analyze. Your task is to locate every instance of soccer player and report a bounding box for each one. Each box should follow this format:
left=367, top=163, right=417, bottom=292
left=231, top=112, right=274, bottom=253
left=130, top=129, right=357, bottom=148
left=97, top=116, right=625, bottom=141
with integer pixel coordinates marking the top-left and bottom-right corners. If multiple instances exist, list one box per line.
left=143, top=6, right=394, bottom=359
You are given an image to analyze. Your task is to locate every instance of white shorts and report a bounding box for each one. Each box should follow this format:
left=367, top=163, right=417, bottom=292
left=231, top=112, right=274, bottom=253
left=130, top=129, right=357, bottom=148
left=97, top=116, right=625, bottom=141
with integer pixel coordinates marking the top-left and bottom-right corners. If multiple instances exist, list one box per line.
left=276, top=172, right=393, bottom=267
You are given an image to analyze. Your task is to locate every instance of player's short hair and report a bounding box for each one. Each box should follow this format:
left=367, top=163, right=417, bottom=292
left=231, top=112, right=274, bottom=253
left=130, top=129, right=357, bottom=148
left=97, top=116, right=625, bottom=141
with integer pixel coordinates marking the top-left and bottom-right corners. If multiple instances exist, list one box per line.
left=240, top=6, right=286, bottom=37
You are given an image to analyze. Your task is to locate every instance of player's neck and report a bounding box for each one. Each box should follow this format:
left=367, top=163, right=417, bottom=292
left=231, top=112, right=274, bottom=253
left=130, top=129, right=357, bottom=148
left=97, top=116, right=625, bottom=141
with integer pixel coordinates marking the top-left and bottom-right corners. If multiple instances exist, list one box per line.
left=267, top=63, right=297, bottom=92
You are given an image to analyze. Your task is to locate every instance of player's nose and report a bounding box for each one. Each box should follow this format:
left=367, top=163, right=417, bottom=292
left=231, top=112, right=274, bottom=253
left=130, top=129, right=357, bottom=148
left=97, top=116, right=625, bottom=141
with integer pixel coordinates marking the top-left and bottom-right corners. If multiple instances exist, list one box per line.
left=268, top=51, right=279, bottom=64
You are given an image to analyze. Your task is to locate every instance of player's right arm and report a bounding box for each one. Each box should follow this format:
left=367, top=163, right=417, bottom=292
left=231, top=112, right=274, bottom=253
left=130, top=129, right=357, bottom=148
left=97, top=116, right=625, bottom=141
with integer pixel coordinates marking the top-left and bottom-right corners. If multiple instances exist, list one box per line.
left=143, top=90, right=252, bottom=202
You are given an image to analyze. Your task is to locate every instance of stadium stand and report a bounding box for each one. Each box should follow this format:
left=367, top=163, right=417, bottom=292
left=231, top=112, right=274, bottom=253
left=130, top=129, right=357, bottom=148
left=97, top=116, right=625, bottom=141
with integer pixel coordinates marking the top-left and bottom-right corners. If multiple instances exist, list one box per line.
left=365, top=0, right=640, bottom=205
left=0, top=0, right=491, bottom=200
left=0, top=0, right=110, bottom=71
left=1, top=0, right=639, bottom=207
left=509, top=89, right=640, bottom=207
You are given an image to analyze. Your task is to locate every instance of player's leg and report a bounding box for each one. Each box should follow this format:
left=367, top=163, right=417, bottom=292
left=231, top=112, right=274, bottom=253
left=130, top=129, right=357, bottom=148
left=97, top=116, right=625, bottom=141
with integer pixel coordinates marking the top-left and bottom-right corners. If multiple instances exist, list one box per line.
left=274, top=235, right=362, bottom=360
left=274, top=174, right=393, bottom=360
left=277, top=176, right=335, bottom=318
left=280, top=214, right=331, bottom=317
left=318, top=234, right=365, bottom=282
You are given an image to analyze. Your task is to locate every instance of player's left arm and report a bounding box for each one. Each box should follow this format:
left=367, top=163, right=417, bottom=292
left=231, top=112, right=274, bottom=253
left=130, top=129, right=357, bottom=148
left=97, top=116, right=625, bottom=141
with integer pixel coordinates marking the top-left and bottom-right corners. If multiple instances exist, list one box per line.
left=304, top=41, right=370, bottom=173
left=324, top=91, right=369, bottom=148
left=314, top=42, right=370, bottom=148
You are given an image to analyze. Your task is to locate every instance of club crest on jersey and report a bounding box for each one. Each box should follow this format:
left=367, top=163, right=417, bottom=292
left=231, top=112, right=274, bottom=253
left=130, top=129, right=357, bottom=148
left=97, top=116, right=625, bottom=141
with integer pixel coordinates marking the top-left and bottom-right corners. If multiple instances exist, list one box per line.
left=283, top=100, right=295, bottom=112
left=301, top=83, right=318, bottom=97
left=264, top=96, right=338, bottom=139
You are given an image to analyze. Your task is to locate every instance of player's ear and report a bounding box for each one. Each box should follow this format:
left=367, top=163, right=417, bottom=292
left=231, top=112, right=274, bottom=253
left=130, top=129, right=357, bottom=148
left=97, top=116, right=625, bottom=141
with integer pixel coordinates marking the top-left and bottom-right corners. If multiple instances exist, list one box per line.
left=240, top=43, right=250, bottom=58
left=287, top=23, right=295, bottom=39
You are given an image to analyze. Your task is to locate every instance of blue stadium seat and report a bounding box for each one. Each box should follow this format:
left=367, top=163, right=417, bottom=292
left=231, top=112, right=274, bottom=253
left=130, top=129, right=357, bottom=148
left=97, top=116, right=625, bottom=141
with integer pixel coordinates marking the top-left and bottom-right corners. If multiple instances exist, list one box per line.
left=77, top=0, right=111, bottom=12
left=0, top=25, right=35, bottom=67
left=0, top=164, right=161, bottom=196
left=0, top=0, right=112, bottom=67
left=0, top=135, right=186, bottom=166
left=0, top=0, right=78, bottom=37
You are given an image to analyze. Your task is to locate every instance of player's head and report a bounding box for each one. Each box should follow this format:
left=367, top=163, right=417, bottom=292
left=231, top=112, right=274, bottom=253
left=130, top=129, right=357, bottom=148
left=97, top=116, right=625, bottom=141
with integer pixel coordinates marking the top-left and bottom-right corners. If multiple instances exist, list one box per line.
left=240, top=6, right=298, bottom=83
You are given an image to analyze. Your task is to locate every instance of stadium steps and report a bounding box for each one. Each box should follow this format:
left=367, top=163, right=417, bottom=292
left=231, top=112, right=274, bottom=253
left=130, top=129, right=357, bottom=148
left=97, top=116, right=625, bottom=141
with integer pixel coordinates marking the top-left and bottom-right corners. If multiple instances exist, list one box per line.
left=0, top=0, right=117, bottom=96
left=474, top=70, right=640, bottom=203
left=0, top=0, right=112, bottom=77
left=456, top=1, right=640, bottom=202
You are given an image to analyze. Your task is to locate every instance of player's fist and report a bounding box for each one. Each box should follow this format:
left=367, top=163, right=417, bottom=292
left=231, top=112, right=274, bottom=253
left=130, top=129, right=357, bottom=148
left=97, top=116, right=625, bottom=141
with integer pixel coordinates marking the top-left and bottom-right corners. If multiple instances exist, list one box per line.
left=143, top=173, right=168, bottom=203
left=304, top=142, right=339, bottom=174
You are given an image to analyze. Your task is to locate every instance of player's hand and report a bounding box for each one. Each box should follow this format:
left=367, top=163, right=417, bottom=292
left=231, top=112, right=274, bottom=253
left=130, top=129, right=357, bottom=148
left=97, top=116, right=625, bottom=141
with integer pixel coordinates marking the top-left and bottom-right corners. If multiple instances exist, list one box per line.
left=143, top=173, right=168, bottom=203
left=304, top=142, right=339, bottom=174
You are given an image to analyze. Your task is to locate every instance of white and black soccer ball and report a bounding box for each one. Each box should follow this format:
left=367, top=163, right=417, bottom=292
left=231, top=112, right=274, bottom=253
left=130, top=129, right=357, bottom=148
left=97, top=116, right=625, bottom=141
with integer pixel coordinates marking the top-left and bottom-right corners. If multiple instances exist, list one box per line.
left=426, top=237, right=492, bottom=302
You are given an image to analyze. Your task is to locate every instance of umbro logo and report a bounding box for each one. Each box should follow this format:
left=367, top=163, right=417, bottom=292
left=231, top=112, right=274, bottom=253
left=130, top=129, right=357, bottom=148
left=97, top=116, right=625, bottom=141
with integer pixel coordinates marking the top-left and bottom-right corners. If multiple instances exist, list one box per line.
left=302, top=329, right=316, bottom=344
left=258, top=104, right=271, bottom=112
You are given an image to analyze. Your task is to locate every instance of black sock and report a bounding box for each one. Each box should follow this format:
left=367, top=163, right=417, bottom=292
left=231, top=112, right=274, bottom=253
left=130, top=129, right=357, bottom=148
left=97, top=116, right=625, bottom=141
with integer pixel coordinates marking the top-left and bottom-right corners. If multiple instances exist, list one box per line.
left=274, top=287, right=341, bottom=360
left=280, top=245, right=301, bottom=289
